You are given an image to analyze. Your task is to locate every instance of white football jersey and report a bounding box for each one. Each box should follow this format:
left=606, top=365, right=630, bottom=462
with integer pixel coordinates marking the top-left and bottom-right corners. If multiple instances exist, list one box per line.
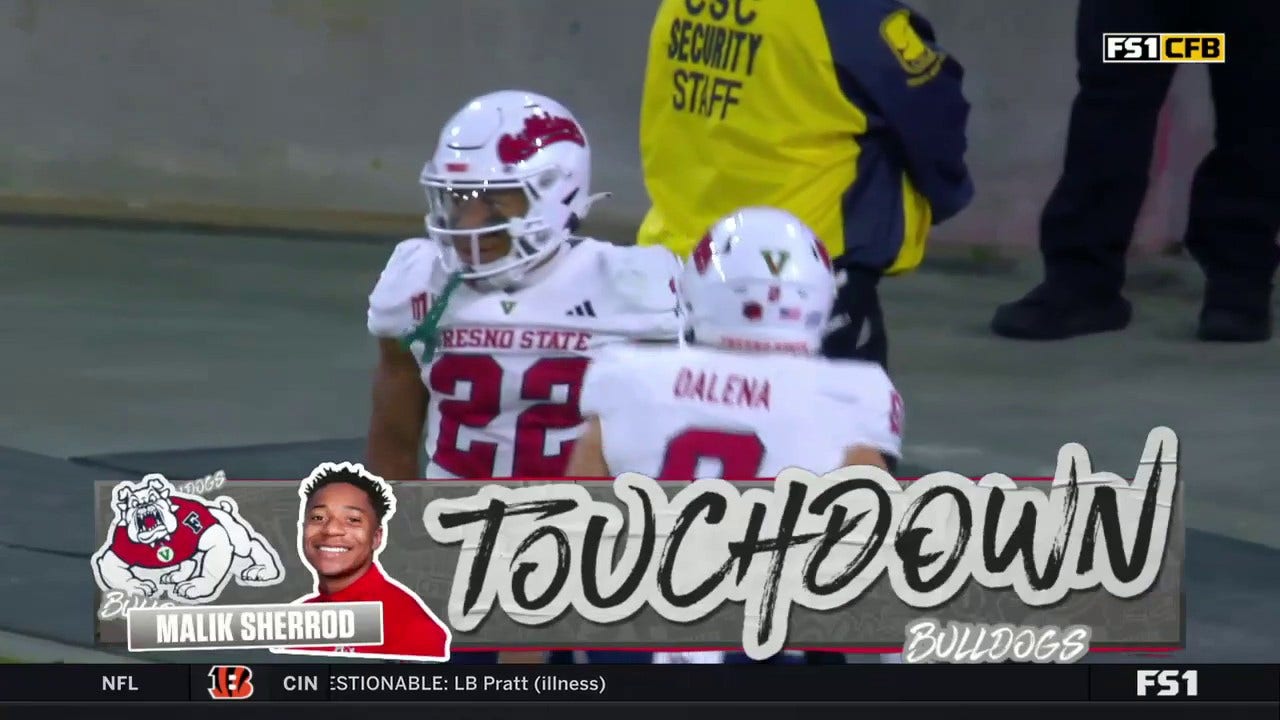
left=367, top=237, right=682, bottom=479
left=579, top=344, right=903, bottom=478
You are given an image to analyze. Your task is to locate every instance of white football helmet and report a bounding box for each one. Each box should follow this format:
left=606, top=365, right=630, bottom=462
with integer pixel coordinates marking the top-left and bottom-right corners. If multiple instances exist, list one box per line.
left=420, top=90, right=605, bottom=289
left=680, top=207, right=837, bottom=354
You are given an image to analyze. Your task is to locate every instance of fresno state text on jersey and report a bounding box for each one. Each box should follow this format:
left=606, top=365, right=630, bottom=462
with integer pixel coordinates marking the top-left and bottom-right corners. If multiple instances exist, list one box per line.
left=367, top=237, right=681, bottom=479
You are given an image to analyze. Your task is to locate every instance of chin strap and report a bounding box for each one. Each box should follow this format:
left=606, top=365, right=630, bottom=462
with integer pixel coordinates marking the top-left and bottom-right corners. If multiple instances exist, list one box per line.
left=399, top=271, right=463, bottom=364
left=567, top=192, right=612, bottom=233
left=676, top=311, right=691, bottom=349
left=580, top=191, right=612, bottom=217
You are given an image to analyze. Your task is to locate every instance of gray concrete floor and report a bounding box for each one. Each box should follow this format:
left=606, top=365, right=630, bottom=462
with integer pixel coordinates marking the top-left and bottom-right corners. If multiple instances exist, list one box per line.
left=1, top=223, right=1276, bottom=662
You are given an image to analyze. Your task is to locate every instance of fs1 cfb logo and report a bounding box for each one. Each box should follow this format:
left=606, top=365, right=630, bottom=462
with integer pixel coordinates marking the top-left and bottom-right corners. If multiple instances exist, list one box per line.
left=1103, top=34, right=1225, bottom=63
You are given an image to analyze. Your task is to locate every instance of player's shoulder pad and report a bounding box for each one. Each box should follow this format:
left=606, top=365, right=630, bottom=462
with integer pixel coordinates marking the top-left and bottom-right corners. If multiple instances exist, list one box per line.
left=367, top=238, right=443, bottom=339
left=589, top=341, right=647, bottom=370
left=580, top=343, right=649, bottom=418
left=595, top=241, right=682, bottom=313
left=821, top=358, right=904, bottom=452
left=823, top=358, right=897, bottom=404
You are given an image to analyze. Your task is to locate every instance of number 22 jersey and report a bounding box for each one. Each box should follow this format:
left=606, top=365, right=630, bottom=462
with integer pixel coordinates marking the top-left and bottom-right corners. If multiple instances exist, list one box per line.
left=367, top=237, right=682, bottom=479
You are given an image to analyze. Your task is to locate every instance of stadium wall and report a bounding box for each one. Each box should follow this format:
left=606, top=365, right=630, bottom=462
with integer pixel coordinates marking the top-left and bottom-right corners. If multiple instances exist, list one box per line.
left=0, top=0, right=1213, bottom=252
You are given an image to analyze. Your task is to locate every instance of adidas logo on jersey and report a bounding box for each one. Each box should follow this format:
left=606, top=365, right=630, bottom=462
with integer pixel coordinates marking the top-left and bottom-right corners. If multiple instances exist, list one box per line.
left=566, top=301, right=596, bottom=318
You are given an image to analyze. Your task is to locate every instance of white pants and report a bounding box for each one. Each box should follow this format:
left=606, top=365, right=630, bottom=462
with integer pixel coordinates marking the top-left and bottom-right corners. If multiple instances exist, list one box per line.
left=652, top=651, right=726, bottom=663
left=652, top=651, right=903, bottom=663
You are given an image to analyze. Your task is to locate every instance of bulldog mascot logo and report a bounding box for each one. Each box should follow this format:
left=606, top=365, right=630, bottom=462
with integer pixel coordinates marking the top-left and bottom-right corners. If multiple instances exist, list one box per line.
left=91, top=474, right=285, bottom=604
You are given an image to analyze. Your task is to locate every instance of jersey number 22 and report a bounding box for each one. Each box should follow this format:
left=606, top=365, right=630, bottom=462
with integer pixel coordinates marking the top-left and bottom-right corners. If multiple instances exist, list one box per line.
left=429, top=354, right=588, bottom=478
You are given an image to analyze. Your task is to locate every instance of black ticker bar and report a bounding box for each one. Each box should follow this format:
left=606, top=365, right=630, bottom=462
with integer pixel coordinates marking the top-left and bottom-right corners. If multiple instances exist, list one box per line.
left=0, top=663, right=1275, bottom=703
left=0, top=663, right=191, bottom=702
left=1089, top=664, right=1279, bottom=702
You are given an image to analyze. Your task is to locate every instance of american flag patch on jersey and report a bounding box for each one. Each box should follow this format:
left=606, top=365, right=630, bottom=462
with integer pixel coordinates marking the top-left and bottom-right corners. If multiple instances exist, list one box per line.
left=780, top=307, right=801, bottom=320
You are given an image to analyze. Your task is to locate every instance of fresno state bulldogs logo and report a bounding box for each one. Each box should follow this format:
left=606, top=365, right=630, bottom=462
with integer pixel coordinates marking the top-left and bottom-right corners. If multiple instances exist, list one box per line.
left=91, top=474, right=285, bottom=606
left=496, top=113, right=586, bottom=165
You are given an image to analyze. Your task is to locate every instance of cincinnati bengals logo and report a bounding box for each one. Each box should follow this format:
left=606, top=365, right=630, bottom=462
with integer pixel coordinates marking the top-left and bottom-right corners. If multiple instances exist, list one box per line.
left=208, top=665, right=255, bottom=700
left=496, top=113, right=586, bottom=165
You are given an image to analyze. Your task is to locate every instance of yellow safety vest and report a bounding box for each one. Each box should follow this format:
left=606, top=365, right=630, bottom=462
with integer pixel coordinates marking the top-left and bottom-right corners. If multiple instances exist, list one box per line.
left=637, top=0, right=931, bottom=275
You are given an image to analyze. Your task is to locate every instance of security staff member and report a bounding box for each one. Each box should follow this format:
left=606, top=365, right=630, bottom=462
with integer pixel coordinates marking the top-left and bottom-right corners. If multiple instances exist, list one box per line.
left=638, top=0, right=974, bottom=370
left=992, top=0, right=1280, bottom=342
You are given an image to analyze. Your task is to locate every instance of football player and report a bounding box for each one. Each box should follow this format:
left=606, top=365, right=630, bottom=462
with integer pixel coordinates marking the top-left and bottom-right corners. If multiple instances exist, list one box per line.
left=568, top=206, right=905, bottom=664
left=364, top=90, right=682, bottom=664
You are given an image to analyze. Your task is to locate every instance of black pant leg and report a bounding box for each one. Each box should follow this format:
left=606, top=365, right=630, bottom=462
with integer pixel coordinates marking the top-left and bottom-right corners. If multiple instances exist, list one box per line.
left=1039, top=0, right=1183, bottom=297
left=1183, top=1, right=1280, bottom=310
left=820, top=265, right=898, bottom=474
left=447, top=651, right=498, bottom=664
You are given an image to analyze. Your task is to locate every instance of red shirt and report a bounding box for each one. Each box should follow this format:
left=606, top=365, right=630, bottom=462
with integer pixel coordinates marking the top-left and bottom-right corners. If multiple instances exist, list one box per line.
left=110, top=497, right=218, bottom=569
left=294, top=564, right=449, bottom=660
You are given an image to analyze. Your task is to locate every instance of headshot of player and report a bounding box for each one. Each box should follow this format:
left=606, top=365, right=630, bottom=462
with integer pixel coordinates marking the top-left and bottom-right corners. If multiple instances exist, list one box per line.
left=271, top=461, right=451, bottom=662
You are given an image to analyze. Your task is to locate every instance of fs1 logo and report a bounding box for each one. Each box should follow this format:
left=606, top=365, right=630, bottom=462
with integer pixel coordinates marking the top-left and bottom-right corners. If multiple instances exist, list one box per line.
left=1137, top=669, right=1199, bottom=697
left=1103, top=34, right=1225, bottom=63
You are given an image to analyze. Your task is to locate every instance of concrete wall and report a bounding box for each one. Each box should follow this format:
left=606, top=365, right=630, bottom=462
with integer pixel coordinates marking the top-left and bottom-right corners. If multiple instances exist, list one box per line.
left=0, top=0, right=1214, bottom=251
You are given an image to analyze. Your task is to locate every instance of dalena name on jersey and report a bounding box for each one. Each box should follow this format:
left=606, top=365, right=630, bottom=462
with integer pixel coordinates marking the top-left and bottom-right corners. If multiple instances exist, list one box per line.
left=438, top=327, right=594, bottom=353
left=423, top=427, right=1179, bottom=661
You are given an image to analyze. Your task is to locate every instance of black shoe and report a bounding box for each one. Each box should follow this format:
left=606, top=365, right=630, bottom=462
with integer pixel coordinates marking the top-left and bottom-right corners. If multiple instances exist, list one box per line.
left=991, top=284, right=1132, bottom=340
left=1197, top=306, right=1272, bottom=342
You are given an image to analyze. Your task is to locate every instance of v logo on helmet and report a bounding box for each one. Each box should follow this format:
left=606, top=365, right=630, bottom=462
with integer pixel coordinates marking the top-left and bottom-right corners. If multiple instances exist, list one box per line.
left=761, top=250, right=791, bottom=277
